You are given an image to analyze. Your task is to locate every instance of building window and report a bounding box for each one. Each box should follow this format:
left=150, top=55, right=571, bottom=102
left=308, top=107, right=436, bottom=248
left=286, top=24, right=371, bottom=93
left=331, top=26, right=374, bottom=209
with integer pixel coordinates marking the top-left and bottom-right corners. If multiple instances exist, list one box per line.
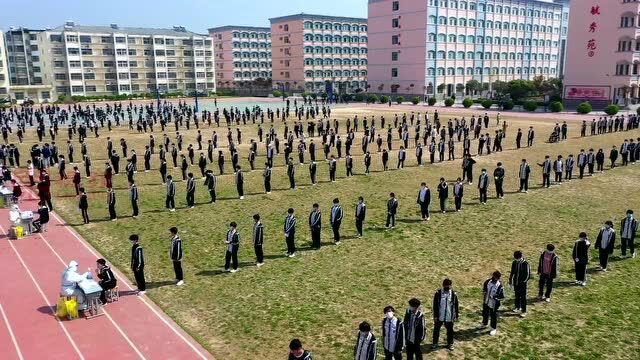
left=391, top=68, right=398, bottom=77
left=392, top=18, right=400, bottom=28
left=392, top=52, right=399, bottom=61
left=392, top=1, right=399, bottom=11
left=392, top=35, right=399, bottom=45
left=71, top=86, right=84, bottom=92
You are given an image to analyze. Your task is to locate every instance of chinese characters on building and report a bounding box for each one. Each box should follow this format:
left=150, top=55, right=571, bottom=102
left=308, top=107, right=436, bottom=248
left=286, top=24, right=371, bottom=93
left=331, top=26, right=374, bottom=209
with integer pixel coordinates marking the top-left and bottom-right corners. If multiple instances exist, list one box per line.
left=587, top=5, right=600, bottom=57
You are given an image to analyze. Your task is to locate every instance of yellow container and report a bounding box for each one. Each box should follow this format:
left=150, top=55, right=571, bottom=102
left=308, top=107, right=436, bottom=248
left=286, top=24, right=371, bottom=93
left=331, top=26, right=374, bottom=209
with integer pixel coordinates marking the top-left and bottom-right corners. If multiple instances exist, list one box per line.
left=15, top=226, right=24, bottom=238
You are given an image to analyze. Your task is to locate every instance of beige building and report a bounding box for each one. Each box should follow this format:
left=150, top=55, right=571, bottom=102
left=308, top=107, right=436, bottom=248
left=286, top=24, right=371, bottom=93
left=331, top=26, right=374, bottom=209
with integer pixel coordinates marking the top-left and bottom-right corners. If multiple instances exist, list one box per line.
left=35, top=21, right=215, bottom=100
left=208, top=26, right=271, bottom=90
left=3, top=27, right=54, bottom=103
left=0, top=32, right=9, bottom=99
left=270, top=14, right=368, bottom=94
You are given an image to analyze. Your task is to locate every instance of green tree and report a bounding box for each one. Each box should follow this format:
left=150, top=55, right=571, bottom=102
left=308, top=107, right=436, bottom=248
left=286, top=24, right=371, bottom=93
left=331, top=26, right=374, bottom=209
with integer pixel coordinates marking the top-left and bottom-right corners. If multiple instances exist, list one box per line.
left=492, top=81, right=509, bottom=95
left=465, top=80, right=482, bottom=95
left=456, top=83, right=465, bottom=93
left=462, top=97, right=473, bottom=108
left=506, top=80, right=534, bottom=101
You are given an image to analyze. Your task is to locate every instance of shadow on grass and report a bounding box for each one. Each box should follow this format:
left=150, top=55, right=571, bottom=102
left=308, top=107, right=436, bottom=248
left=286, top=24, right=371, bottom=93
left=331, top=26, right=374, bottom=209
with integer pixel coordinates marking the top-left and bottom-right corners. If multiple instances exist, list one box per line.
left=397, top=218, right=423, bottom=224
left=146, top=281, right=175, bottom=289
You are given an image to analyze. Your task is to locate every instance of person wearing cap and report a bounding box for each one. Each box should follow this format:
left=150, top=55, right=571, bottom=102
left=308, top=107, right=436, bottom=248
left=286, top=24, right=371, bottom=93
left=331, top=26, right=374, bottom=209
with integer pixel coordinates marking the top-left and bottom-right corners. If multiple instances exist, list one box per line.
left=432, top=278, right=459, bottom=350
left=381, top=306, right=404, bottom=360
left=404, top=298, right=426, bottom=360
left=572, top=232, right=591, bottom=286
left=60, top=260, right=91, bottom=310
left=482, top=271, right=505, bottom=336
left=288, top=339, right=312, bottom=360
left=129, top=234, right=145, bottom=295
left=620, top=210, right=637, bottom=258
left=354, top=321, right=377, bottom=360
left=537, top=244, right=559, bottom=302
left=224, top=222, right=240, bottom=273
left=595, top=221, right=616, bottom=271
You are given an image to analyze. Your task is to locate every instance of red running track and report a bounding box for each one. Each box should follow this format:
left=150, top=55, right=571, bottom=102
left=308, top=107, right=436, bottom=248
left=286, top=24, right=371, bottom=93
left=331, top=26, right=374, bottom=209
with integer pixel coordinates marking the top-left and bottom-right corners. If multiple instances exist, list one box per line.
left=0, top=181, right=214, bottom=360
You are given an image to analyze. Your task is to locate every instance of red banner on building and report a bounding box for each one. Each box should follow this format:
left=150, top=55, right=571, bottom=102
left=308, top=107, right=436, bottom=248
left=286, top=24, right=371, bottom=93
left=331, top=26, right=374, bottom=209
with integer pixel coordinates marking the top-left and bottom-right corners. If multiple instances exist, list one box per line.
left=564, top=86, right=610, bottom=100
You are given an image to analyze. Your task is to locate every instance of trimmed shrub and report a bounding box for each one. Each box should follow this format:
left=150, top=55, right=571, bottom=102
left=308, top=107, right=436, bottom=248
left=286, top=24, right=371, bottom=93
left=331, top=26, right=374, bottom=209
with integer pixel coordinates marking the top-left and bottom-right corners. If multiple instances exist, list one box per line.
left=549, top=101, right=563, bottom=112
left=523, top=101, right=538, bottom=112
left=380, top=95, right=390, bottom=104
left=354, top=93, right=365, bottom=102
left=576, top=102, right=592, bottom=114
left=604, top=104, right=620, bottom=116
left=367, top=94, right=379, bottom=103
left=411, top=96, right=421, bottom=105
left=396, top=96, right=405, bottom=104
left=503, top=100, right=515, bottom=110
left=462, top=97, right=473, bottom=108
left=549, top=94, right=562, bottom=103
left=444, top=98, right=455, bottom=107
left=481, top=99, right=493, bottom=109
left=427, top=97, right=437, bottom=106
left=272, top=89, right=282, bottom=98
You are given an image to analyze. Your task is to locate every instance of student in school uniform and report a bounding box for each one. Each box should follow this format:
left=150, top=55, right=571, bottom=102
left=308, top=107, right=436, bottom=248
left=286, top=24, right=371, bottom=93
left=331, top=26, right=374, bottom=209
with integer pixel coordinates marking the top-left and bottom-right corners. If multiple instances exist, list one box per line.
left=404, top=298, right=426, bottom=360
left=235, top=166, right=245, bottom=199
left=432, top=278, right=459, bottom=351
left=252, top=214, right=264, bottom=266
left=169, top=227, right=184, bottom=286
left=386, top=193, right=398, bottom=229
left=95, top=259, right=117, bottom=305
left=354, top=321, right=377, bottom=360
left=224, top=222, right=240, bottom=273
left=620, top=209, right=637, bottom=258
left=381, top=306, right=404, bottom=360
left=309, top=203, right=322, bottom=249
left=284, top=208, right=297, bottom=257
left=129, top=234, right=145, bottom=295
left=595, top=220, right=616, bottom=272
left=478, top=169, right=489, bottom=205
left=288, top=339, right=313, bottom=360
left=330, top=198, right=344, bottom=244
left=537, top=244, right=559, bottom=302
left=186, top=173, right=196, bottom=208
left=309, top=161, right=318, bottom=185
left=79, top=187, right=89, bottom=224
left=482, top=271, right=505, bottom=336
left=493, top=162, right=505, bottom=199
left=262, top=164, right=272, bottom=194
left=72, top=166, right=81, bottom=195
left=107, top=187, right=116, bottom=220
left=572, top=232, right=591, bottom=286
left=417, top=182, right=431, bottom=221
left=437, top=177, right=448, bottom=213
left=355, top=197, right=366, bottom=237
left=165, top=175, right=176, bottom=212
left=453, top=178, right=464, bottom=212
left=537, top=155, right=552, bottom=188
left=518, top=159, right=531, bottom=193
left=204, top=169, right=217, bottom=203
left=509, top=251, right=530, bottom=317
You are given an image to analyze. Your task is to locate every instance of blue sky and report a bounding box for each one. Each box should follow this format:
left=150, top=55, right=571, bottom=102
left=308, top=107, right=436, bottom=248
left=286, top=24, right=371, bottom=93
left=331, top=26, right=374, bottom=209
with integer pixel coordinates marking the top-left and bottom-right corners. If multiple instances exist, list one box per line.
left=0, top=0, right=368, bottom=33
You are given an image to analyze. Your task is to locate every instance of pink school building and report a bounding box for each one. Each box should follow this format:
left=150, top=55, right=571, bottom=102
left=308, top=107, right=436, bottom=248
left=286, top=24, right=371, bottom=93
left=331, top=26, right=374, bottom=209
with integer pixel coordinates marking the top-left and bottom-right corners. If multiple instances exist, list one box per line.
left=270, top=14, right=368, bottom=95
left=564, top=1, right=640, bottom=108
left=367, top=0, right=569, bottom=98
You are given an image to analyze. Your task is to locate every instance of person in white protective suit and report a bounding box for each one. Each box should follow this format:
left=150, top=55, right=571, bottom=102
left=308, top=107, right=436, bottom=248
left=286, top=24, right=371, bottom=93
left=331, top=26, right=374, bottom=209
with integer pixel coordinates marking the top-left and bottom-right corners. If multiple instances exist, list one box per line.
left=60, top=260, right=90, bottom=310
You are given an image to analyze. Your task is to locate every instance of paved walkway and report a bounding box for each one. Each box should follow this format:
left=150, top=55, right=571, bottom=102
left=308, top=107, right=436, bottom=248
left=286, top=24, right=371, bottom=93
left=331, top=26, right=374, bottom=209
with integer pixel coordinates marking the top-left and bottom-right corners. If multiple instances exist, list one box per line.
left=0, top=179, right=214, bottom=360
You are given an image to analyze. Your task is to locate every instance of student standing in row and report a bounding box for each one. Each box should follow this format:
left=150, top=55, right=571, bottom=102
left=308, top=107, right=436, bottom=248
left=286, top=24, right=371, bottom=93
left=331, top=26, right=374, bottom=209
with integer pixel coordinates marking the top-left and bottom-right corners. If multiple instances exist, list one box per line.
left=519, top=159, right=531, bottom=193
left=437, top=178, right=448, bottom=213
left=482, top=271, right=505, bottom=336
left=253, top=214, right=264, bottom=267
left=417, top=182, right=431, bottom=221
left=509, top=251, right=530, bottom=317
left=404, top=298, right=425, bottom=360
left=595, top=220, right=615, bottom=272
left=381, top=306, right=404, bottom=360
left=284, top=208, right=297, bottom=257
left=572, top=232, right=591, bottom=286
left=432, top=278, right=459, bottom=350
left=537, top=244, right=558, bottom=302
left=620, top=209, right=637, bottom=258
left=386, top=193, right=398, bottom=229
left=493, top=162, right=505, bottom=199
left=453, top=178, right=464, bottom=212
left=107, top=187, right=116, bottom=220
left=79, top=187, right=89, bottom=224
left=355, top=197, right=366, bottom=237
left=129, top=180, right=139, bottom=217
left=354, top=321, right=377, bottom=360
left=129, top=234, right=145, bottom=295
left=478, top=169, right=489, bottom=205
left=330, top=198, right=343, bottom=244
left=169, top=227, right=183, bottom=286
left=224, top=222, right=240, bottom=273
left=309, top=203, right=322, bottom=249
left=166, top=175, right=176, bottom=212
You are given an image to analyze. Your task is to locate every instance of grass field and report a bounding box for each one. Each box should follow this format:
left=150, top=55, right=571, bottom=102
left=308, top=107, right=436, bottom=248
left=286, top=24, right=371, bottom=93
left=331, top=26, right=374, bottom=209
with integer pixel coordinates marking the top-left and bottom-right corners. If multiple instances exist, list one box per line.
left=12, top=101, right=640, bottom=359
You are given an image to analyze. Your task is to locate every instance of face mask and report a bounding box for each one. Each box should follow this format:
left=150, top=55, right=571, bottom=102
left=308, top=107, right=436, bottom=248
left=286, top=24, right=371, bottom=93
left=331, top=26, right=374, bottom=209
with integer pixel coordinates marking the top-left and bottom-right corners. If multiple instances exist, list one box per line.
left=604, top=225, right=611, bottom=229
left=386, top=312, right=394, bottom=319
left=628, top=214, right=633, bottom=219
left=409, top=306, right=417, bottom=312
